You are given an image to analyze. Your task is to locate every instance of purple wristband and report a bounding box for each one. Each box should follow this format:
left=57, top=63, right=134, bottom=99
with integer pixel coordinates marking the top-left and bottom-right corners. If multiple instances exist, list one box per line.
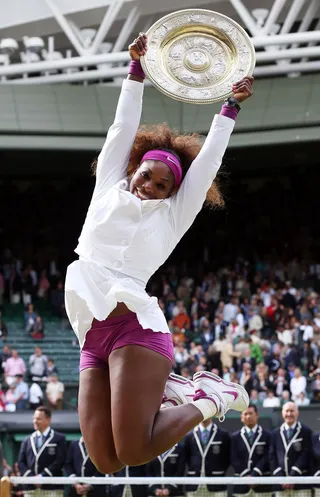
left=220, top=104, right=239, bottom=121
left=128, top=60, right=145, bottom=79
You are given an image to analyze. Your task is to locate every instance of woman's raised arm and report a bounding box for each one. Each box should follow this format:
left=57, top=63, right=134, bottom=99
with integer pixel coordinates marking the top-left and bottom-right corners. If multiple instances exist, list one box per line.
left=93, top=33, right=148, bottom=199
left=170, top=77, right=254, bottom=238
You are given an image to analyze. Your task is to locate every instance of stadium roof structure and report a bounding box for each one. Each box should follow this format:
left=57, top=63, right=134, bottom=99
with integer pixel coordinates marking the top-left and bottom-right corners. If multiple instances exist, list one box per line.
left=0, top=0, right=319, bottom=85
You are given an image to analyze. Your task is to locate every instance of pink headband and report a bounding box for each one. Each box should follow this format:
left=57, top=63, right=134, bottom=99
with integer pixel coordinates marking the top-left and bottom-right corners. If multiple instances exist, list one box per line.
left=140, top=150, right=183, bottom=186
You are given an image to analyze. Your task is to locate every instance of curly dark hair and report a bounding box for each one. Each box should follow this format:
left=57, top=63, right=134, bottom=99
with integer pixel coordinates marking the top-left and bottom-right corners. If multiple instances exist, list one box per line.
left=92, top=123, right=224, bottom=207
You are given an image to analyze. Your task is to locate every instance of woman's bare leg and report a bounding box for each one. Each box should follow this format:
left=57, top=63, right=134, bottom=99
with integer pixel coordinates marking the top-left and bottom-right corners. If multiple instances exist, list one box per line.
left=78, top=368, right=125, bottom=473
left=109, top=345, right=203, bottom=466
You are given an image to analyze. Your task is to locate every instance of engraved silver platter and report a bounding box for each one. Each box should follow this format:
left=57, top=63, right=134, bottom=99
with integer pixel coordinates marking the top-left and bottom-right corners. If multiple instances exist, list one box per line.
left=140, top=9, right=256, bottom=105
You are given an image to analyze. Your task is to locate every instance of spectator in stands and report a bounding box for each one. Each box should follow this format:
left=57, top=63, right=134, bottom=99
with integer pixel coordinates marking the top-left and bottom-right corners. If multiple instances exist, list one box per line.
left=231, top=405, right=271, bottom=497
left=280, top=391, right=291, bottom=406
left=24, top=304, right=38, bottom=334
left=223, top=297, right=238, bottom=325
left=172, top=301, right=191, bottom=331
left=45, top=358, right=58, bottom=379
left=29, top=381, right=44, bottom=410
left=4, top=383, right=17, bottom=412
left=295, top=392, right=310, bottom=407
left=46, top=373, right=64, bottom=410
left=18, top=406, right=67, bottom=497
left=0, top=316, right=8, bottom=341
left=200, top=318, right=215, bottom=353
left=290, top=368, right=307, bottom=401
left=37, top=270, right=50, bottom=300
left=249, top=389, right=262, bottom=407
left=51, top=280, right=65, bottom=318
left=182, top=418, right=230, bottom=497
left=65, top=437, right=105, bottom=497
left=0, top=344, right=11, bottom=379
left=4, top=349, right=26, bottom=386
left=263, top=389, right=280, bottom=408
left=21, top=266, right=35, bottom=305
left=10, top=269, right=22, bottom=304
left=311, top=373, right=320, bottom=403
left=30, top=316, right=45, bottom=339
left=14, top=374, right=29, bottom=410
left=273, top=368, right=289, bottom=398
left=253, top=371, right=273, bottom=401
left=0, top=384, right=6, bottom=411
left=269, top=402, right=312, bottom=495
left=29, top=347, right=47, bottom=381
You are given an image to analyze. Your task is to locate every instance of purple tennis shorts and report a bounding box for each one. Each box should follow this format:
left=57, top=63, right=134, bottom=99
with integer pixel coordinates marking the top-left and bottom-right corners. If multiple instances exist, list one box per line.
left=79, top=311, right=174, bottom=371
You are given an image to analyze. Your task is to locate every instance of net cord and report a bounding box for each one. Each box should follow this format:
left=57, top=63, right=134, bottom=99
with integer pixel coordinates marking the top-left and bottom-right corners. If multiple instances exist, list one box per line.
left=7, top=476, right=320, bottom=485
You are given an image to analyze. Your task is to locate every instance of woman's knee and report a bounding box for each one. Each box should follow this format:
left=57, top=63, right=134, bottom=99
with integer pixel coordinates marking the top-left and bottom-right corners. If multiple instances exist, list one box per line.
left=116, top=445, right=149, bottom=467
left=92, top=454, right=124, bottom=474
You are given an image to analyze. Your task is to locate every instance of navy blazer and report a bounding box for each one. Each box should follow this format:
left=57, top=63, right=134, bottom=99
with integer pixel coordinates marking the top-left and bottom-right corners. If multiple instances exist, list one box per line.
left=18, top=428, right=67, bottom=490
left=108, top=465, right=147, bottom=497
left=269, top=422, right=312, bottom=478
left=312, top=433, right=320, bottom=482
left=182, top=424, right=230, bottom=492
left=231, top=425, right=271, bottom=494
left=65, top=438, right=105, bottom=497
left=146, top=442, right=185, bottom=496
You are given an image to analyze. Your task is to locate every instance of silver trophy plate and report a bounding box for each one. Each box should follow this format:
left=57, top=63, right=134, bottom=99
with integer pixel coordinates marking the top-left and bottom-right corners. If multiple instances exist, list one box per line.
left=140, top=9, right=256, bottom=104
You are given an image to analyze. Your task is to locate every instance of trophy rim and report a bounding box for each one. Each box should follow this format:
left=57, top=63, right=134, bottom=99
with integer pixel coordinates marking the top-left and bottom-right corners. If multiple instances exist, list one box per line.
left=140, top=8, right=256, bottom=105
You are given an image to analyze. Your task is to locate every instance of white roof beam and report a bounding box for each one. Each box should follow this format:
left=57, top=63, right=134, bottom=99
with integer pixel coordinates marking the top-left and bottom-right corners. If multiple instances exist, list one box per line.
left=229, top=0, right=260, bottom=35
left=254, top=60, right=320, bottom=76
left=87, top=0, right=125, bottom=55
left=111, top=4, right=140, bottom=53
left=44, top=0, right=85, bottom=55
left=279, top=0, right=306, bottom=35
left=260, top=0, right=287, bottom=35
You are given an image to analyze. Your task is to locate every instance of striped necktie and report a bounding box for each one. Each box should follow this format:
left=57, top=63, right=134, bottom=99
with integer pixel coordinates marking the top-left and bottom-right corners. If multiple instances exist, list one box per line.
left=247, top=429, right=254, bottom=445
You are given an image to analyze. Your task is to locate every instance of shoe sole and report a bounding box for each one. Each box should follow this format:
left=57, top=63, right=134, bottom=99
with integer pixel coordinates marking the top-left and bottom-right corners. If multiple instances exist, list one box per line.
left=193, top=371, right=249, bottom=412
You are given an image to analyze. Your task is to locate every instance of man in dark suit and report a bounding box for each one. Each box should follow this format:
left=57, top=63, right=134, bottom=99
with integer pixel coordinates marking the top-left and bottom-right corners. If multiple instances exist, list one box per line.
left=65, top=437, right=105, bottom=497
left=18, top=406, right=67, bottom=497
left=269, top=402, right=312, bottom=497
left=107, top=464, right=147, bottom=497
left=231, top=405, right=271, bottom=497
left=146, top=442, right=185, bottom=497
left=182, top=418, right=230, bottom=497
left=312, top=432, right=320, bottom=497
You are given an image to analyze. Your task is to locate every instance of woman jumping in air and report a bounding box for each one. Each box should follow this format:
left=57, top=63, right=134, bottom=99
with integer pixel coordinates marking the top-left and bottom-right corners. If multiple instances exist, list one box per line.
left=65, top=32, right=254, bottom=473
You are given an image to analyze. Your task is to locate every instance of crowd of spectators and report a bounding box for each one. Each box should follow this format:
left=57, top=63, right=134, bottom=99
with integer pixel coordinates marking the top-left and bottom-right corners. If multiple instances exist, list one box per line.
left=147, top=257, right=320, bottom=407
left=0, top=345, right=64, bottom=412
left=0, top=246, right=320, bottom=412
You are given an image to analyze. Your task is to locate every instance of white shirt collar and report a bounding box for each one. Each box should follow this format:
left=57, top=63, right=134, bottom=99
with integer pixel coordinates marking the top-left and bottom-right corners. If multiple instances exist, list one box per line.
left=36, top=426, right=51, bottom=437
left=245, top=425, right=258, bottom=434
left=284, top=422, right=297, bottom=431
left=199, top=423, right=213, bottom=432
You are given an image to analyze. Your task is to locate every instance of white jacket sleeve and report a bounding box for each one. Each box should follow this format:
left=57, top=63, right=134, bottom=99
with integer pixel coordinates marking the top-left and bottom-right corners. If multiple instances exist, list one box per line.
left=93, top=79, right=144, bottom=200
left=169, top=114, right=235, bottom=238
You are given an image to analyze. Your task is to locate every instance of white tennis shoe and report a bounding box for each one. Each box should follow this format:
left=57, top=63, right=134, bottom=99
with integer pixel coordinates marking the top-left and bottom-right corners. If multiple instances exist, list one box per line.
left=162, top=373, right=194, bottom=407
left=193, top=371, right=249, bottom=421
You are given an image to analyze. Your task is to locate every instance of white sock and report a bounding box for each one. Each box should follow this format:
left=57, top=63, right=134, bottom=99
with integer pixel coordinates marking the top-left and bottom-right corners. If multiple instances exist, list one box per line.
left=161, top=401, right=176, bottom=409
left=192, top=398, right=218, bottom=420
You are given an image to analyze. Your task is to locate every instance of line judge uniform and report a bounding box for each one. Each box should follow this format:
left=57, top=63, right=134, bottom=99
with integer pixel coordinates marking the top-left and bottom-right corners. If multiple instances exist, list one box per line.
left=231, top=425, right=272, bottom=497
left=182, top=422, right=230, bottom=497
left=65, top=437, right=105, bottom=497
left=145, top=442, right=185, bottom=497
left=311, top=432, right=320, bottom=497
left=107, top=464, right=147, bottom=497
left=18, top=426, right=67, bottom=497
left=269, top=421, right=312, bottom=497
